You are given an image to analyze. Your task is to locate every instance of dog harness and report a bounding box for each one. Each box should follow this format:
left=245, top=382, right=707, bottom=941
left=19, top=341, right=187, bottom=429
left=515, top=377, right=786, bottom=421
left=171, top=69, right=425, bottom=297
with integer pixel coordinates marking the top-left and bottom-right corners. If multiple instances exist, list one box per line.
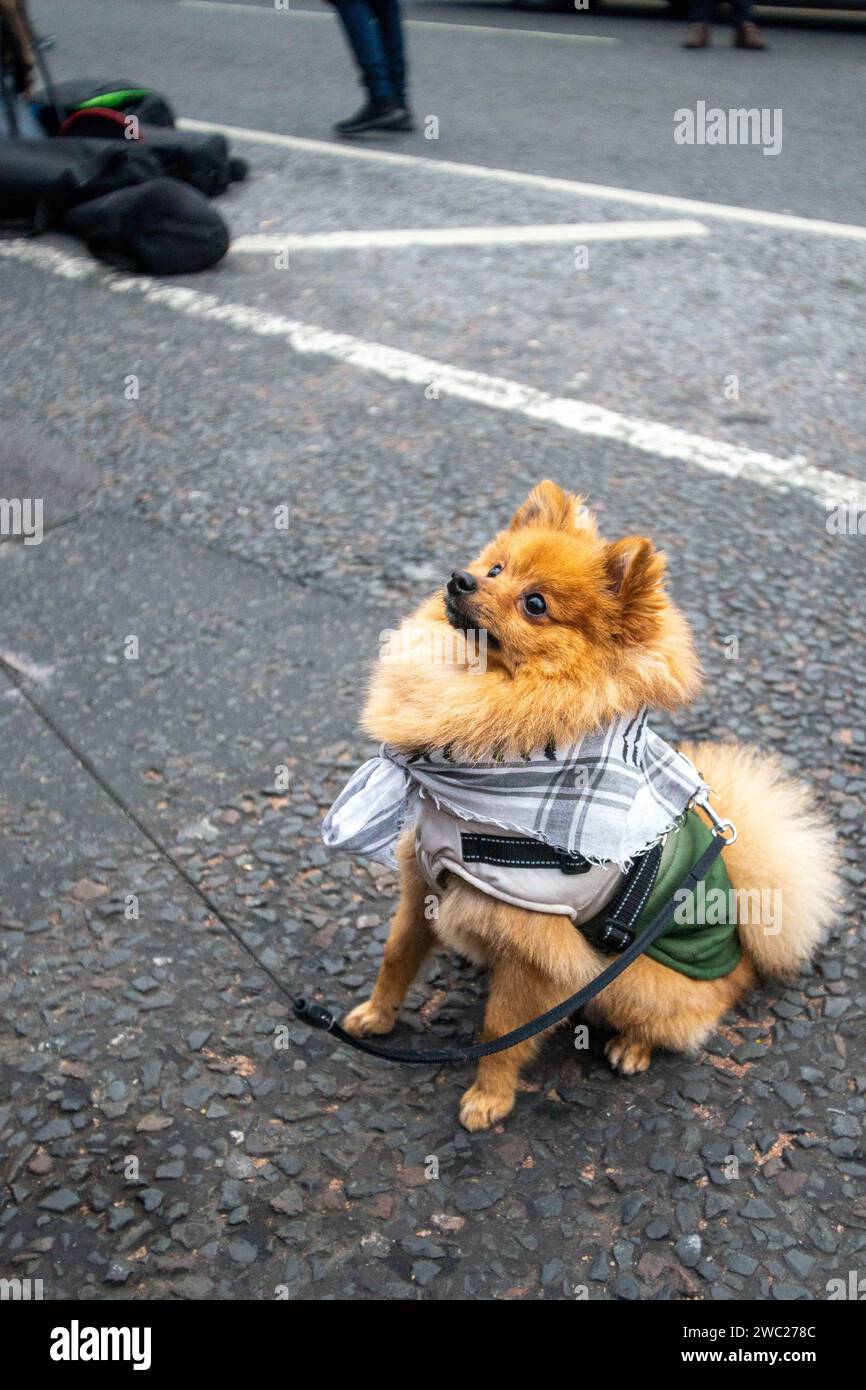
left=322, top=711, right=741, bottom=981
left=412, top=802, right=739, bottom=980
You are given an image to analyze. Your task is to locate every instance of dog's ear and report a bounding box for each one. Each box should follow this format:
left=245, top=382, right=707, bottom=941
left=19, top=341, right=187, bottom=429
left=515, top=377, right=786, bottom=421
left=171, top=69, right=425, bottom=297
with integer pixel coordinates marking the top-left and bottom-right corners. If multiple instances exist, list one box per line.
left=509, top=480, right=597, bottom=535
left=605, top=536, right=668, bottom=643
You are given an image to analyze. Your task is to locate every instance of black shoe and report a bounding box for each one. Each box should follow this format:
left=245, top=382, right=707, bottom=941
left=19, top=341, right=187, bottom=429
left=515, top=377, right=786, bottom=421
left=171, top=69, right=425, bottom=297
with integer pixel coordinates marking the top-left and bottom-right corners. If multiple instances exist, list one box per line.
left=389, top=105, right=415, bottom=133
left=334, top=99, right=402, bottom=136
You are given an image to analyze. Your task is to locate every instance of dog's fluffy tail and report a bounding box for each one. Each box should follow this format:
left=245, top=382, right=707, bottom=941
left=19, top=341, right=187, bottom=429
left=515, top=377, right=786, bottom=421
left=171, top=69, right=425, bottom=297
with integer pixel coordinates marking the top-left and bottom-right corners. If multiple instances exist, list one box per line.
left=680, top=741, right=840, bottom=981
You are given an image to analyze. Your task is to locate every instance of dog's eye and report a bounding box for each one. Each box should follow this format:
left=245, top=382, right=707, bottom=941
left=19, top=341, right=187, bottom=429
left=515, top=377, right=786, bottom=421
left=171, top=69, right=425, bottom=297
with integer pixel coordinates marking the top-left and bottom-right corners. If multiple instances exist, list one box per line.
left=487, top=563, right=503, bottom=578
left=523, top=593, right=547, bottom=617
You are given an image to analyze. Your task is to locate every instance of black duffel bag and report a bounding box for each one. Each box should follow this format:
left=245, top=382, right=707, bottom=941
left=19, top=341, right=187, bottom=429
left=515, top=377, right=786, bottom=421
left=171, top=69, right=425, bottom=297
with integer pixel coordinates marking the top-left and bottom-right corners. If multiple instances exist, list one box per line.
left=58, top=113, right=243, bottom=197
left=59, top=177, right=230, bottom=275
left=0, top=134, right=163, bottom=231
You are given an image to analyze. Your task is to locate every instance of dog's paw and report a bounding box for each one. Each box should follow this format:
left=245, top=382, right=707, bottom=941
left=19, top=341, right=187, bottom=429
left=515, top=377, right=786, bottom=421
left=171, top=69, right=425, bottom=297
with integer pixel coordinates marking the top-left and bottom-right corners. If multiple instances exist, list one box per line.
left=342, top=999, right=396, bottom=1037
left=605, top=1035, right=652, bottom=1076
left=458, top=1083, right=515, bottom=1133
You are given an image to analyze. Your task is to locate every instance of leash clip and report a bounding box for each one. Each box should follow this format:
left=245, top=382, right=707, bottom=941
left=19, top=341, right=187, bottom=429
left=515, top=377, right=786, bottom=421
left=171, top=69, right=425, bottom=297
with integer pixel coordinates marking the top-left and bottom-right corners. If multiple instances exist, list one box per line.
left=292, top=998, right=335, bottom=1031
left=695, top=794, right=738, bottom=845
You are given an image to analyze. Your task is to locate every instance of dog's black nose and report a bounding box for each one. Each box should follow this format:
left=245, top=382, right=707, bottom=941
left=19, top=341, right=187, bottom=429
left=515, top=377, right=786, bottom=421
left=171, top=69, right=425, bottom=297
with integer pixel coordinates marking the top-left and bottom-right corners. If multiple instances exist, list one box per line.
left=447, top=570, right=478, bottom=597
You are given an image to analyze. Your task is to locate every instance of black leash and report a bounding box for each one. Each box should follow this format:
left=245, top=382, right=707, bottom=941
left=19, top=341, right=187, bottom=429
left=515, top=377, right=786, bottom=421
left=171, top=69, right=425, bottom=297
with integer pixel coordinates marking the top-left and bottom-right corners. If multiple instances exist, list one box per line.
left=292, top=834, right=725, bottom=1066
left=0, top=651, right=729, bottom=1072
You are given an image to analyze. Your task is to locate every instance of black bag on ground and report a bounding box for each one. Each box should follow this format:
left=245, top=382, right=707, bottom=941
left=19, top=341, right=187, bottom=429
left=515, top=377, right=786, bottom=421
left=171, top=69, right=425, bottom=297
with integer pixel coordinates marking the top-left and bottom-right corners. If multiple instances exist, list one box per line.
left=59, top=176, right=230, bottom=274
left=0, top=134, right=163, bottom=230
left=31, top=78, right=176, bottom=133
left=58, top=116, right=239, bottom=196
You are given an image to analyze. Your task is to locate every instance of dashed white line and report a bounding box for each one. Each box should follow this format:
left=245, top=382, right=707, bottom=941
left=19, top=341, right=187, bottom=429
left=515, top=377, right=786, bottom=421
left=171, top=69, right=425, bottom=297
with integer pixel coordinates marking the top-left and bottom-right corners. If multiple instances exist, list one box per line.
left=232, top=220, right=708, bottom=252
left=181, top=0, right=619, bottom=43
left=0, top=237, right=854, bottom=510
left=179, top=118, right=866, bottom=243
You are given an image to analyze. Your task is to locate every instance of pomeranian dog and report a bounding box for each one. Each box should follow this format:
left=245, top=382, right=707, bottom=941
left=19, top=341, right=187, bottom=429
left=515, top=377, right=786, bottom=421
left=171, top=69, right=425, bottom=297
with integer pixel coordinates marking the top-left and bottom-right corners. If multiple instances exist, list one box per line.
left=339, top=481, right=839, bottom=1132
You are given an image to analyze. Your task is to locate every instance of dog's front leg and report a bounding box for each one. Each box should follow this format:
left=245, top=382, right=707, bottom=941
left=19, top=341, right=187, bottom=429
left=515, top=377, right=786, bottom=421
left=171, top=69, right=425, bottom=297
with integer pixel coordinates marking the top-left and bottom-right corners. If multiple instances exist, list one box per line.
left=459, top=954, right=562, bottom=1133
left=343, top=842, right=435, bottom=1037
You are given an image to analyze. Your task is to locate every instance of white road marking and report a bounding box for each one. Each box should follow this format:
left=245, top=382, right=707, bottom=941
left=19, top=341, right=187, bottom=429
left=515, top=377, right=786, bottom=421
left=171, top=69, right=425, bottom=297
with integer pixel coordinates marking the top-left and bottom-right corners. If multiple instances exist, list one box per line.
left=0, top=238, right=853, bottom=510
left=232, top=220, right=708, bottom=252
left=180, top=118, right=866, bottom=243
left=181, top=0, right=619, bottom=43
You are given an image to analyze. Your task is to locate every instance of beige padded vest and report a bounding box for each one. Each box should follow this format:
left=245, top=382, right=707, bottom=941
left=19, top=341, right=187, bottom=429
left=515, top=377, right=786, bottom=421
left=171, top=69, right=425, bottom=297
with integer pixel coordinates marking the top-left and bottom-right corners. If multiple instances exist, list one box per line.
left=414, top=798, right=624, bottom=923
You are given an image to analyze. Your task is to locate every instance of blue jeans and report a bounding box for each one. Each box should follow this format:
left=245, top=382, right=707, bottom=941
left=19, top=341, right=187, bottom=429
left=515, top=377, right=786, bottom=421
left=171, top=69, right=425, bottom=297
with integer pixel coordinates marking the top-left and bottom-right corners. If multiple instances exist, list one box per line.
left=333, top=0, right=407, bottom=105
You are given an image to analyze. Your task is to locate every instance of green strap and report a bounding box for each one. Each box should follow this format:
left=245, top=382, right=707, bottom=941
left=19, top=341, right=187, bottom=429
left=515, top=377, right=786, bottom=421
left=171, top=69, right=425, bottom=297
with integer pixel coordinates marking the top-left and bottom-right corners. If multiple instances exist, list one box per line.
left=74, top=89, right=152, bottom=111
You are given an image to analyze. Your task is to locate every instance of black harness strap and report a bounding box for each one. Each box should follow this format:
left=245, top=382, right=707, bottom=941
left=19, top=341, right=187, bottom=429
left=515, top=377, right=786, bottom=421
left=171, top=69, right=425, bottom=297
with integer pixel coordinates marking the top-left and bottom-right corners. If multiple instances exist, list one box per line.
left=460, top=832, right=592, bottom=875
left=578, top=840, right=663, bottom=954
left=292, top=835, right=723, bottom=1067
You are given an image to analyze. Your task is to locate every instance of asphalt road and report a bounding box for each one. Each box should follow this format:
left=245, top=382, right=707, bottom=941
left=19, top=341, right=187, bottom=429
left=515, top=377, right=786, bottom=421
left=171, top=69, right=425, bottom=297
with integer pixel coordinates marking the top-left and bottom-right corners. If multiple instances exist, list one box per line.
left=0, top=0, right=864, bottom=1304
left=27, top=0, right=866, bottom=224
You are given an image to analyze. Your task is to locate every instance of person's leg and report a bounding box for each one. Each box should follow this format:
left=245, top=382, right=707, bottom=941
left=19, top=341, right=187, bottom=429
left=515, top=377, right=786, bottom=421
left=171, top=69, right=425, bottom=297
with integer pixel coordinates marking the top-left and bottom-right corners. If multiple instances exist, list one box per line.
left=730, top=0, right=766, bottom=45
left=332, top=0, right=396, bottom=104
left=331, top=0, right=413, bottom=132
left=682, top=0, right=713, bottom=46
left=687, top=0, right=714, bottom=21
left=368, top=0, right=408, bottom=108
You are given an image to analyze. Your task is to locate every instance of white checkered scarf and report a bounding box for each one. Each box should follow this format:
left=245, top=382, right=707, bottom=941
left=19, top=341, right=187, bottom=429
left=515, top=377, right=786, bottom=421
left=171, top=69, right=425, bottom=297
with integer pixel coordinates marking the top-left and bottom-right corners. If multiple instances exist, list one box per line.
left=322, top=708, right=707, bottom=872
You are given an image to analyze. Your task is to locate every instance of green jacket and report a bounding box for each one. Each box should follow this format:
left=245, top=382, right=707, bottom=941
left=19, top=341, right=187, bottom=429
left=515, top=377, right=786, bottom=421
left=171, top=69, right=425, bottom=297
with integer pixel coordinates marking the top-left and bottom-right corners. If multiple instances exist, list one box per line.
left=631, top=810, right=741, bottom=980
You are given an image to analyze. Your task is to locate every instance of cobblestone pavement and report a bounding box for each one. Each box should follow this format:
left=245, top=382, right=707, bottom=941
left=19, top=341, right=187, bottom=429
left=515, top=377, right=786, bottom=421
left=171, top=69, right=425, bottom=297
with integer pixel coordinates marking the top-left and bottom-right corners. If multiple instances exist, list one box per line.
left=0, top=0, right=864, bottom=1302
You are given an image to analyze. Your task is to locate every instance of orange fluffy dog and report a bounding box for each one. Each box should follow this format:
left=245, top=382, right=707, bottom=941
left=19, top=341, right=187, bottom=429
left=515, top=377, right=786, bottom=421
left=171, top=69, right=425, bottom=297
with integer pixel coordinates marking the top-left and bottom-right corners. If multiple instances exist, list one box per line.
left=342, top=481, right=839, bottom=1131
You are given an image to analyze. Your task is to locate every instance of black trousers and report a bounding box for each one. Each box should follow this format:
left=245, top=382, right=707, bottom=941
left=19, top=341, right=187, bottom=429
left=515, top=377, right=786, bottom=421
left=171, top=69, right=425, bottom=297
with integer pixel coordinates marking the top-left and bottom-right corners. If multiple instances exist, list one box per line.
left=688, top=0, right=755, bottom=22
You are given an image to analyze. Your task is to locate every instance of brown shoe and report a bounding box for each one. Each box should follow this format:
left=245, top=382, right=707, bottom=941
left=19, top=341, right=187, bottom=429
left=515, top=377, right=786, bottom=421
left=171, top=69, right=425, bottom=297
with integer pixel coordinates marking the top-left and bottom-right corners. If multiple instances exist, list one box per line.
left=682, top=23, right=710, bottom=47
left=735, top=22, right=767, bottom=49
